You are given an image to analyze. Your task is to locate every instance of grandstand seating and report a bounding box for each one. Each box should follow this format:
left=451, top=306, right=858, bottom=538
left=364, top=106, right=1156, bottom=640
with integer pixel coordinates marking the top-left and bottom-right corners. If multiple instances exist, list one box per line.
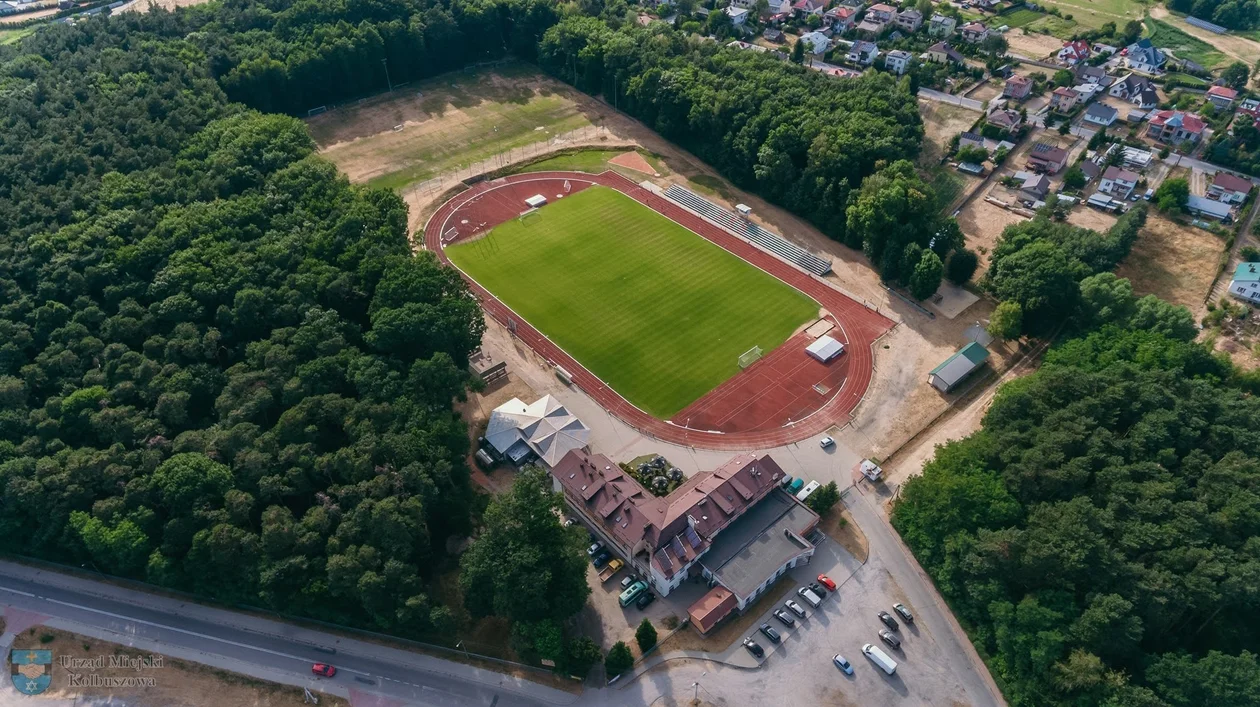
left=663, top=184, right=832, bottom=276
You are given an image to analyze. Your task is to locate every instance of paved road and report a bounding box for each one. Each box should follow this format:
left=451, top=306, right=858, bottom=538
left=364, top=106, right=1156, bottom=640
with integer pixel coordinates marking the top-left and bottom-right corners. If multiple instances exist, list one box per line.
left=0, top=560, right=575, bottom=707
left=917, top=88, right=984, bottom=112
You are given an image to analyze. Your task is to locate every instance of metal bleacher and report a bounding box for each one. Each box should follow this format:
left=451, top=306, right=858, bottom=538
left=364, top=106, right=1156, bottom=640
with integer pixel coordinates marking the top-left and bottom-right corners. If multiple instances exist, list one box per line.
left=662, top=184, right=833, bottom=276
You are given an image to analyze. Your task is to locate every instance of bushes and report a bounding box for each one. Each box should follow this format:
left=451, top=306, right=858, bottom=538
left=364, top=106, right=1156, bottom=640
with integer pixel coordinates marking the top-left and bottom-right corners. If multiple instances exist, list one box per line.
left=605, top=641, right=634, bottom=677
left=635, top=619, right=658, bottom=653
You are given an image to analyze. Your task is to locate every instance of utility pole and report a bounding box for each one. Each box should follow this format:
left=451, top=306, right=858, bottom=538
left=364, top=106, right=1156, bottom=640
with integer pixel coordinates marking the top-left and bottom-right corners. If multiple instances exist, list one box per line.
left=382, top=58, right=393, bottom=92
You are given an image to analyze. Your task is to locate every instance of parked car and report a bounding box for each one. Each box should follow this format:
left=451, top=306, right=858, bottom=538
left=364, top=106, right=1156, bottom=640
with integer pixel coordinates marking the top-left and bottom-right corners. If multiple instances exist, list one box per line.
left=593, top=550, right=612, bottom=570
left=797, top=587, right=823, bottom=609
left=564, top=517, right=576, bottom=528
left=820, top=436, right=835, bottom=449
left=635, top=592, right=656, bottom=610
left=311, top=663, right=337, bottom=678
left=759, top=623, right=781, bottom=644
left=785, top=600, right=807, bottom=617
left=817, top=574, right=837, bottom=591
left=808, top=582, right=828, bottom=598
left=620, top=575, right=635, bottom=589
left=879, top=630, right=901, bottom=650
left=863, top=643, right=898, bottom=675
left=743, top=638, right=764, bottom=658
left=878, top=611, right=899, bottom=630
left=587, top=541, right=603, bottom=556
left=832, top=654, right=853, bottom=675
left=893, top=603, right=914, bottom=623
left=619, top=581, right=648, bottom=608
left=773, top=609, right=795, bottom=627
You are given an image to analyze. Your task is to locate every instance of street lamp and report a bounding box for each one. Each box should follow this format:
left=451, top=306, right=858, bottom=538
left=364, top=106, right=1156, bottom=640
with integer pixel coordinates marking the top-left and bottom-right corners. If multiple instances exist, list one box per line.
left=381, top=58, right=393, bottom=92
left=691, top=671, right=707, bottom=705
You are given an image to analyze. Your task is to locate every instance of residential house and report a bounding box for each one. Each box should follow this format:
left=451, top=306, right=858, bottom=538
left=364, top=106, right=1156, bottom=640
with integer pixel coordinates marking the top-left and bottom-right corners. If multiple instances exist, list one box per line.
left=1188, top=194, right=1233, bottom=221
left=884, top=49, right=913, bottom=75
left=1121, top=146, right=1154, bottom=170
left=1239, top=97, right=1260, bottom=122
left=799, top=31, right=831, bottom=56
left=1017, top=172, right=1051, bottom=202
left=1207, top=85, right=1239, bottom=110
left=763, top=28, right=784, bottom=42
left=725, top=5, right=749, bottom=25
left=1083, top=103, right=1118, bottom=128
left=959, top=22, right=988, bottom=43
left=1147, top=110, right=1205, bottom=144
left=1098, top=166, right=1139, bottom=199
left=1057, top=39, right=1091, bottom=65
left=959, top=131, right=986, bottom=151
left=767, top=0, right=792, bottom=14
left=926, top=41, right=964, bottom=65
left=847, top=40, right=880, bottom=66
left=1079, top=160, right=1101, bottom=184
left=0, top=1, right=18, bottom=14
left=1072, top=82, right=1104, bottom=103
left=928, top=13, right=956, bottom=37
left=1051, top=86, right=1079, bottom=113
left=1026, top=142, right=1069, bottom=174
left=1073, top=64, right=1113, bottom=88
left=1108, top=74, right=1153, bottom=103
left=1124, top=39, right=1166, bottom=74
left=1003, top=75, right=1033, bottom=100
left=822, top=6, right=857, bottom=32
left=1092, top=43, right=1118, bottom=56
left=792, top=0, right=825, bottom=18
left=1227, top=262, right=1260, bottom=305
left=857, top=2, right=896, bottom=35
left=1208, top=172, right=1253, bottom=204
left=895, top=8, right=923, bottom=32
left=987, top=108, right=1023, bottom=133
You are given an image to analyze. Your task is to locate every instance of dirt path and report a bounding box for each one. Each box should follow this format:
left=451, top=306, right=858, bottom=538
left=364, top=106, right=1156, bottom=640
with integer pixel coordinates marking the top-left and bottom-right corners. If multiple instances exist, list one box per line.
left=1150, top=6, right=1260, bottom=67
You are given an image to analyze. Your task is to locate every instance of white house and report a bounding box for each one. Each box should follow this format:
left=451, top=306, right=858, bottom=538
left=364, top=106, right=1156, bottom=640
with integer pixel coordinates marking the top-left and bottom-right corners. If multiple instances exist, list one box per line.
left=1098, top=166, right=1138, bottom=199
left=928, top=13, right=956, bottom=37
left=1083, top=103, right=1118, bottom=128
left=959, top=22, right=988, bottom=43
left=1228, top=262, right=1260, bottom=305
left=725, top=5, right=749, bottom=25
left=884, top=49, right=912, bottom=75
left=1124, top=39, right=1166, bottom=74
left=847, top=40, right=880, bottom=66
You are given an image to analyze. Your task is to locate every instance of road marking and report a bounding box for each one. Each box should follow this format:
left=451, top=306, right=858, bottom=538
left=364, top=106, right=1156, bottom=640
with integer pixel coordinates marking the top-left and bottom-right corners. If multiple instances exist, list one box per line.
left=0, top=584, right=370, bottom=675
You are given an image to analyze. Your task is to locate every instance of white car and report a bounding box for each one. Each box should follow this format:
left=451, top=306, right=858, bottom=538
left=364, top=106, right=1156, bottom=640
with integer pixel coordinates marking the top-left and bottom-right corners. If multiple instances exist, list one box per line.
left=832, top=654, right=853, bottom=675
left=819, top=436, right=835, bottom=449
left=785, top=600, right=807, bottom=618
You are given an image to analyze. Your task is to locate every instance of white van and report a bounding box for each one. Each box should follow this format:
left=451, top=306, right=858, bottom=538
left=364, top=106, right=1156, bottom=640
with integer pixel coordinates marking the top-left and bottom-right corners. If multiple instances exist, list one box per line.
left=797, top=587, right=823, bottom=608
left=863, top=643, right=898, bottom=675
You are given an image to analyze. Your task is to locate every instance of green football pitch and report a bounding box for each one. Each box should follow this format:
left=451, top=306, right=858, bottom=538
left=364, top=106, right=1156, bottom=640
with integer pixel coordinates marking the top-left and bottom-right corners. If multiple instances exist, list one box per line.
left=445, top=186, right=819, bottom=418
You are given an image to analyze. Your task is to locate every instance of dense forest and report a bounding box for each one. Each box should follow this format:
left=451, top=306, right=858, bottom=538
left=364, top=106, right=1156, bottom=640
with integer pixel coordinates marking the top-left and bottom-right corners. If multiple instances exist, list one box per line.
left=0, top=12, right=485, bottom=635
left=893, top=308, right=1260, bottom=705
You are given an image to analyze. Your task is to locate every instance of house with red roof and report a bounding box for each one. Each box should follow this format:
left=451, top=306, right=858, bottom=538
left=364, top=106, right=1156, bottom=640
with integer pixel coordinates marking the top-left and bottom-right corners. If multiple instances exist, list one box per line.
left=1206, top=85, right=1239, bottom=110
left=1057, top=39, right=1091, bottom=65
left=823, top=5, right=857, bottom=31
left=960, top=22, right=988, bottom=43
left=1003, top=75, right=1034, bottom=100
left=1147, top=110, right=1206, bottom=145
left=1208, top=172, right=1253, bottom=204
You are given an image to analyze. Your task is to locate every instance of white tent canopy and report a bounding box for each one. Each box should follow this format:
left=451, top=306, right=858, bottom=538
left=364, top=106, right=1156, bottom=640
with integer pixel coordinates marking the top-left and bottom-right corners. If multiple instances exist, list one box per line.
left=485, top=395, right=590, bottom=467
left=805, top=335, right=845, bottom=363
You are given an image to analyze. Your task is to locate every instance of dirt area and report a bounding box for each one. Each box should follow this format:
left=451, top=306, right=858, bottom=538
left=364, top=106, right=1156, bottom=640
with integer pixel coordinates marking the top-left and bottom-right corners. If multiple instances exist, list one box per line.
left=918, top=100, right=981, bottom=164
left=1115, top=212, right=1225, bottom=317
left=656, top=577, right=796, bottom=655
left=1066, top=206, right=1119, bottom=231
left=310, top=63, right=596, bottom=189
left=818, top=508, right=867, bottom=563
left=956, top=198, right=1029, bottom=269
left=1005, top=30, right=1066, bottom=60
left=608, top=150, right=656, bottom=175
left=11, top=627, right=346, bottom=707
left=0, top=6, right=55, bottom=23
left=965, top=81, right=1003, bottom=106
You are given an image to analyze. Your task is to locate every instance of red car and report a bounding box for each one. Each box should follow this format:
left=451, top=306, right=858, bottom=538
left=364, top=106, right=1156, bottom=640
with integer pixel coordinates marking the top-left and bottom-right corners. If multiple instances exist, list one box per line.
left=817, top=574, right=837, bottom=591
left=312, top=663, right=337, bottom=678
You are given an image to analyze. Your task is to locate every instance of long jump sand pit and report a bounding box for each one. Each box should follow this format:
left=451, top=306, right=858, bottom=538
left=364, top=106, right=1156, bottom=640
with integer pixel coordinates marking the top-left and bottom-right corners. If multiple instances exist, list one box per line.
left=309, top=63, right=597, bottom=190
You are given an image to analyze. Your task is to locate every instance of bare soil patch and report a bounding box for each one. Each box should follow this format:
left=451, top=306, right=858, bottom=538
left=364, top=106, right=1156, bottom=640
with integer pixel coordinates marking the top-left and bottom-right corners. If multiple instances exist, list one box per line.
left=819, top=508, right=868, bottom=563
left=609, top=150, right=657, bottom=175
left=1006, top=30, right=1067, bottom=59
left=15, top=627, right=346, bottom=707
left=1065, top=206, right=1118, bottom=231
left=966, top=82, right=1003, bottom=105
left=918, top=100, right=980, bottom=163
left=956, top=198, right=1029, bottom=270
left=1115, top=213, right=1224, bottom=317
left=311, top=63, right=596, bottom=188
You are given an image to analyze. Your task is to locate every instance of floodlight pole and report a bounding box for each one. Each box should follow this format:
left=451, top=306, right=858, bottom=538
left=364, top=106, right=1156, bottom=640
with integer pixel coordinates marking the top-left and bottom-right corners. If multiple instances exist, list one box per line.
left=382, top=59, right=393, bottom=92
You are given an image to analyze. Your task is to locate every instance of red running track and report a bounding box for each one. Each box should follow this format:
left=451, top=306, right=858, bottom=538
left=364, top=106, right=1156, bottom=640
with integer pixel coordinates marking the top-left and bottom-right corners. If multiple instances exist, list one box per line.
left=422, top=171, right=894, bottom=449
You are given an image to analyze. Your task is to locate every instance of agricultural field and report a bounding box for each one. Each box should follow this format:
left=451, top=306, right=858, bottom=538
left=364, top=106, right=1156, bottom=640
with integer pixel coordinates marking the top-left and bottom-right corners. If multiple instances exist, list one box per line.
left=310, top=63, right=595, bottom=190
left=1145, top=17, right=1228, bottom=69
left=1037, top=0, right=1145, bottom=29
left=445, top=186, right=819, bottom=418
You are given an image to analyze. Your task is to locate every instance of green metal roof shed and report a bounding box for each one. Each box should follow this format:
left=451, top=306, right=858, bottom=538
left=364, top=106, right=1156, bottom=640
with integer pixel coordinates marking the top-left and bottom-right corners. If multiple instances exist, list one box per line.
left=928, top=342, right=990, bottom=393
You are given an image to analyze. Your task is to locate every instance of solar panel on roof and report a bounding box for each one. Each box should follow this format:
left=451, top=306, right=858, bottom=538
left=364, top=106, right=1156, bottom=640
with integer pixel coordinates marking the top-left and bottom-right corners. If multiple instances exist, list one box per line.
left=684, top=526, right=703, bottom=548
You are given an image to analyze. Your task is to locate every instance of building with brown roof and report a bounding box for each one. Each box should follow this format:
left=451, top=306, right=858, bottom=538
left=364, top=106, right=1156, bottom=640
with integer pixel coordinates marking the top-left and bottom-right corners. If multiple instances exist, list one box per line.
left=551, top=449, right=818, bottom=630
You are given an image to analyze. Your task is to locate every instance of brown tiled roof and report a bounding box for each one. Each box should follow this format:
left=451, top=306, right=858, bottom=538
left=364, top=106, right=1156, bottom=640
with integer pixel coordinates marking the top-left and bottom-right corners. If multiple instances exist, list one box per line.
left=688, top=586, right=738, bottom=634
left=551, top=450, right=786, bottom=579
left=1212, top=172, right=1252, bottom=194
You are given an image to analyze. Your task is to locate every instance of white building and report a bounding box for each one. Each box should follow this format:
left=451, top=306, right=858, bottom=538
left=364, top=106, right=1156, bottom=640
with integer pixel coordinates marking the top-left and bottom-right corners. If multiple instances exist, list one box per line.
left=884, top=49, right=912, bottom=75
left=485, top=395, right=590, bottom=467
left=1228, top=262, right=1260, bottom=305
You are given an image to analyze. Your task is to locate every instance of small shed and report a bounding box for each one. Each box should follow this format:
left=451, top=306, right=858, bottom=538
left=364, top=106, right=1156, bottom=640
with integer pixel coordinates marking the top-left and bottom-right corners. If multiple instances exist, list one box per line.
left=928, top=342, right=989, bottom=393
left=524, top=194, right=548, bottom=208
left=806, top=335, right=845, bottom=362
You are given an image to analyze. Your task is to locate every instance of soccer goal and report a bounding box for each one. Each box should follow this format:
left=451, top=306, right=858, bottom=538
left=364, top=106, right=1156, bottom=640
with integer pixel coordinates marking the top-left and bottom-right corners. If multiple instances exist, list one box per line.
left=738, top=346, right=764, bottom=369
left=519, top=208, right=542, bottom=226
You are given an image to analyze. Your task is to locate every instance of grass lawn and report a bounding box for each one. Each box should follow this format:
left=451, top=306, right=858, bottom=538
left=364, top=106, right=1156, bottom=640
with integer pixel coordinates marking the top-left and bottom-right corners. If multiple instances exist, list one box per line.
left=926, top=165, right=966, bottom=212
left=1000, top=8, right=1046, bottom=27
left=0, top=26, right=33, bottom=45
left=1026, top=15, right=1081, bottom=37
left=1162, top=71, right=1209, bottom=86
left=309, top=62, right=594, bottom=190
left=509, top=149, right=666, bottom=178
left=1145, top=18, right=1227, bottom=69
left=446, top=186, right=818, bottom=418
